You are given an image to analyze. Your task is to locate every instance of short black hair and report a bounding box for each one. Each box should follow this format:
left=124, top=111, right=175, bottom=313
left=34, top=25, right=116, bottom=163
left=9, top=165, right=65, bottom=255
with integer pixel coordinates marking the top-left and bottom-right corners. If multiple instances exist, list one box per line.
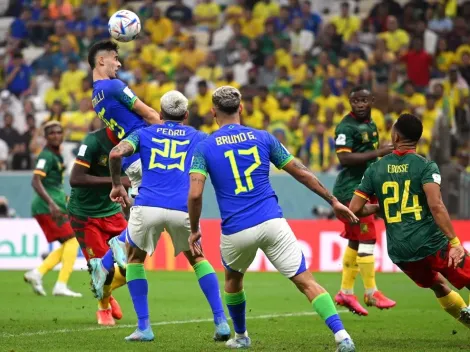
left=395, top=113, right=423, bottom=142
left=349, top=85, right=371, bottom=96
left=88, top=40, right=119, bottom=69
left=197, top=80, right=208, bottom=88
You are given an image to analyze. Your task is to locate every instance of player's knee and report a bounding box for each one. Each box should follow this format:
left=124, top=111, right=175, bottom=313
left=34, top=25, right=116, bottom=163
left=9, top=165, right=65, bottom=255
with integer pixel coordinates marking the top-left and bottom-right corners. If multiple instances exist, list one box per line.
left=357, top=243, right=375, bottom=256
left=127, top=246, right=146, bottom=263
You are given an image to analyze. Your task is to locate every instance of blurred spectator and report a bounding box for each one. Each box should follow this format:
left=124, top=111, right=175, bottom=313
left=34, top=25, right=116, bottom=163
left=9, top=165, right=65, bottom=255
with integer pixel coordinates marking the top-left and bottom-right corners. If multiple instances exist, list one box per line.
left=0, top=91, right=24, bottom=132
left=196, top=51, right=223, bottom=83
left=180, top=36, right=206, bottom=72
left=145, top=6, right=173, bottom=45
left=44, top=72, right=71, bottom=109
left=194, top=0, right=221, bottom=30
left=193, top=80, right=213, bottom=117
left=435, top=37, right=455, bottom=77
left=459, top=52, right=470, bottom=86
left=273, top=6, right=291, bottom=33
left=289, top=17, right=314, bottom=55
left=64, top=98, right=95, bottom=142
left=5, top=51, right=31, bottom=98
left=400, top=37, right=433, bottom=90
left=53, top=39, right=81, bottom=72
left=60, top=59, right=87, bottom=97
left=428, top=3, right=453, bottom=35
left=138, top=0, right=154, bottom=22
left=253, top=0, right=280, bottom=23
left=82, top=0, right=100, bottom=23
left=166, top=1, right=192, bottom=25
left=49, top=0, right=74, bottom=21
left=241, top=97, right=264, bottom=129
left=257, top=55, right=278, bottom=87
left=402, top=80, right=426, bottom=112
left=379, top=15, right=409, bottom=53
left=67, top=8, right=88, bottom=38
left=330, top=2, right=360, bottom=42
left=446, top=17, right=467, bottom=51
left=300, top=1, right=322, bottom=36
left=291, top=84, right=310, bottom=116
left=0, top=112, right=21, bottom=151
left=414, top=20, right=437, bottom=56
left=49, top=20, right=79, bottom=53
left=225, top=0, right=244, bottom=25
left=233, top=49, right=254, bottom=86
left=10, top=9, right=30, bottom=42
left=92, top=5, right=111, bottom=40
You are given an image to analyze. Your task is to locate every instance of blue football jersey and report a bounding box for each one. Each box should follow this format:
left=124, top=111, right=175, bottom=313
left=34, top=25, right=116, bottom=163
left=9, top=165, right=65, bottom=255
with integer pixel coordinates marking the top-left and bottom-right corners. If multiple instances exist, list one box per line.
left=190, top=124, right=293, bottom=235
left=124, top=121, right=207, bottom=212
left=92, top=79, right=147, bottom=140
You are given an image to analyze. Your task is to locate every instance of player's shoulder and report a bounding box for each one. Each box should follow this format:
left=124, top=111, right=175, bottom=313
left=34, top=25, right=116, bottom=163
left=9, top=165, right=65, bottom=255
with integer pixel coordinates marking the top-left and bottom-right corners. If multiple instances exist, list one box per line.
left=335, top=114, right=357, bottom=131
left=97, top=78, right=125, bottom=92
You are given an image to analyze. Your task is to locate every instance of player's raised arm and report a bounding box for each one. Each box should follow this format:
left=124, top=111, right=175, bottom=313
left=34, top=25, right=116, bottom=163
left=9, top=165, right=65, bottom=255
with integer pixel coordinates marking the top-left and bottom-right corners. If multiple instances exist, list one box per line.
left=132, top=98, right=161, bottom=125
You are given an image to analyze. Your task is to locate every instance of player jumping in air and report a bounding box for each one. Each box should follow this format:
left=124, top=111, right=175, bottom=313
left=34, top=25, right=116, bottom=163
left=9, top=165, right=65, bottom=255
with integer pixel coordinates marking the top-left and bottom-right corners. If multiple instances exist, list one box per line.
left=108, top=91, right=231, bottom=342
left=68, top=127, right=131, bottom=326
left=349, top=113, right=470, bottom=330
left=333, top=86, right=396, bottom=315
left=188, top=86, right=358, bottom=351
left=25, top=121, right=81, bottom=298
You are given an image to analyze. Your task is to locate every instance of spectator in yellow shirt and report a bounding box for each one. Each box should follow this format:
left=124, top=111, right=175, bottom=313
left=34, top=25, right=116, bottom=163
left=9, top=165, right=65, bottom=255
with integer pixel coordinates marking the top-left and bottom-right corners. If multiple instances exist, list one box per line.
left=402, top=81, right=426, bottom=112
left=378, top=16, right=410, bottom=53
left=443, top=65, right=470, bottom=106
left=168, top=21, right=189, bottom=51
left=314, top=82, right=340, bottom=121
left=253, top=0, right=280, bottom=22
left=60, top=59, right=87, bottom=96
left=196, top=51, right=223, bottom=83
left=179, top=36, right=207, bottom=72
left=194, top=0, right=220, bottom=30
left=44, top=72, right=71, bottom=109
left=194, top=80, right=213, bottom=117
left=130, top=67, right=149, bottom=99
left=73, top=76, right=93, bottom=104
left=435, top=37, right=455, bottom=74
left=340, top=47, right=367, bottom=83
left=330, top=2, right=360, bottom=41
left=49, top=20, right=79, bottom=53
left=240, top=8, right=265, bottom=40
left=422, top=93, right=440, bottom=131
left=216, top=69, right=241, bottom=90
left=288, top=54, right=308, bottom=84
left=145, top=6, right=173, bottom=45
left=253, top=86, right=279, bottom=117
left=270, top=95, right=299, bottom=124
left=64, top=98, right=96, bottom=142
left=225, top=0, right=244, bottom=25
left=146, top=71, right=176, bottom=112
left=241, top=97, right=264, bottom=130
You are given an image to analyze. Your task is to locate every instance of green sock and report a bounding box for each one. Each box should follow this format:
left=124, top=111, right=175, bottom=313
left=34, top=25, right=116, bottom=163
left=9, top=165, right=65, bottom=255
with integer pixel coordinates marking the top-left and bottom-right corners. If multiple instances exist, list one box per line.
left=312, top=292, right=338, bottom=321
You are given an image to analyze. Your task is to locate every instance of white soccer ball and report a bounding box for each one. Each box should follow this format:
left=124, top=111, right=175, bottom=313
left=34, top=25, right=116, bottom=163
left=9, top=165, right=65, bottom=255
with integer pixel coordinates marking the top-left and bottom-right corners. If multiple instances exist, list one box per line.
left=108, top=10, right=141, bottom=42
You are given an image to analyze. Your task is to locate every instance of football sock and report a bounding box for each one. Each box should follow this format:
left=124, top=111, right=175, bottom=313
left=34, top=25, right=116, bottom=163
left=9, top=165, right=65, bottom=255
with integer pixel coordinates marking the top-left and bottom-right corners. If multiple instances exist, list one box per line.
left=357, top=255, right=377, bottom=294
left=38, top=246, right=64, bottom=276
left=341, top=246, right=359, bottom=294
left=101, top=249, right=114, bottom=272
left=98, top=284, right=112, bottom=310
left=193, top=260, right=226, bottom=324
left=127, top=263, right=149, bottom=331
left=111, top=264, right=126, bottom=291
left=312, top=292, right=350, bottom=343
left=438, top=290, right=468, bottom=328
left=118, top=230, right=126, bottom=243
left=225, top=290, right=246, bottom=335
left=57, top=238, right=79, bottom=284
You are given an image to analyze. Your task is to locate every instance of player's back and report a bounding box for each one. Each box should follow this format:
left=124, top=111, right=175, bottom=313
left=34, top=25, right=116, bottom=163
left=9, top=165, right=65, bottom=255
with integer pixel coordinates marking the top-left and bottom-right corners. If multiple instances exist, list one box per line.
left=131, top=122, right=206, bottom=212
left=191, top=124, right=292, bottom=235
left=92, top=79, right=147, bottom=140
left=359, top=151, right=447, bottom=263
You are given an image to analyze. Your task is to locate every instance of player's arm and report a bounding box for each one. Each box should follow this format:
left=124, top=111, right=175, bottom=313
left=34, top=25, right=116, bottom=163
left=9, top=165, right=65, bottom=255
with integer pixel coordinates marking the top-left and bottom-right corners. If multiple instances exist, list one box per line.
left=349, top=166, right=380, bottom=217
left=132, top=99, right=161, bottom=125
left=335, top=126, right=392, bottom=166
left=31, top=156, right=61, bottom=220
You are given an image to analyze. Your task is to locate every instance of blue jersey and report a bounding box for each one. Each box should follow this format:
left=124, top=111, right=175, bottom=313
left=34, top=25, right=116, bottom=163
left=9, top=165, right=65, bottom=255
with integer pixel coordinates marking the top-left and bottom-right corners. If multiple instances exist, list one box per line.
left=190, top=124, right=293, bottom=235
left=92, top=79, right=147, bottom=140
left=124, top=121, right=207, bottom=212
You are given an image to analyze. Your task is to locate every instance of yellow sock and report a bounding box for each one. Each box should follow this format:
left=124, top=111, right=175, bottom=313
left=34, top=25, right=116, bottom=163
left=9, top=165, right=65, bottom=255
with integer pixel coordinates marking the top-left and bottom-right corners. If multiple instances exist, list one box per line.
left=341, top=247, right=359, bottom=294
left=57, top=238, right=79, bottom=284
left=98, top=285, right=112, bottom=310
left=438, top=290, right=469, bottom=328
left=357, top=255, right=376, bottom=294
left=111, top=264, right=126, bottom=291
left=38, top=246, right=64, bottom=276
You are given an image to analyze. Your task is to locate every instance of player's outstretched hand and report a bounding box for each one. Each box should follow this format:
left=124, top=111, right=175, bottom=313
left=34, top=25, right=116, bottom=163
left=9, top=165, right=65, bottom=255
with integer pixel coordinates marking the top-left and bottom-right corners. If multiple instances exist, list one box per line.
left=110, top=185, right=131, bottom=208
left=188, top=231, right=202, bottom=256
left=332, top=200, right=359, bottom=224
left=448, top=245, right=465, bottom=269
left=49, top=202, right=62, bottom=222
left=378, top=144, right=394, bottom=157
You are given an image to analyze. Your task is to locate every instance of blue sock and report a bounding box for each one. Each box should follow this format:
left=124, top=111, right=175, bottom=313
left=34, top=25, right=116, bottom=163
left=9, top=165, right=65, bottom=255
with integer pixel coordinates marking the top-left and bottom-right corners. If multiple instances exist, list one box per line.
left=101, top=250, right=114, bottom=272
left=225, top=290, right=246, bottom=334
left=118, top=230, right=126, bottom=243
left=193, top=260, right=226, bottom=324
left=325, top=314, right=345, bottom=334
left=126, top=263, right=149, bottom=331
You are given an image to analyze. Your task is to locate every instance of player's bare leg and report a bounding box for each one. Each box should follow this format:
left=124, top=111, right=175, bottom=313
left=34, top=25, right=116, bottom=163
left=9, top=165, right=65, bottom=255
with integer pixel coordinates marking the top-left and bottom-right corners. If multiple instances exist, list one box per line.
left=358, top=239, right=396, bottom=310
left=335, top=240, right=368, bottom=316
left=124, top=242, right=154, bottom=342
left=183, top=250, right=231, bottom=342
left=291, top=271, right=355, bottom=352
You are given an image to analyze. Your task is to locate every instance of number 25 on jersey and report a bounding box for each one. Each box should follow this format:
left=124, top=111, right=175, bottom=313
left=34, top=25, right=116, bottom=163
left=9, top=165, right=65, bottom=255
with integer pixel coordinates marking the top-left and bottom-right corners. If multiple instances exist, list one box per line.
left=225, top=146, right=261, bottom=195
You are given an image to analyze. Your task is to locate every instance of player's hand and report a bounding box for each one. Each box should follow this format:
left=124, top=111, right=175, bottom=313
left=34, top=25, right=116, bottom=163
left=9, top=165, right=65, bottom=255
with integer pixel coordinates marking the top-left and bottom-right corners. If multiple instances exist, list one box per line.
left=332, top=199, right=359, bottom=224
left=188, top=231, right=202, bottom=256
left=110, top=185, right=131, bottom=208
left=377, top=144, right=394, bottom=157
left=48, top=203, right=62, bottom=222
left=448, top=245, right=465, bottom=269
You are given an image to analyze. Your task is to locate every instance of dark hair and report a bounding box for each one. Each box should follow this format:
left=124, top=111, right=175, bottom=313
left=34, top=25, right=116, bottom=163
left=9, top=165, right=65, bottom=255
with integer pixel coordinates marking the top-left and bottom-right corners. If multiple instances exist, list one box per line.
left=349, top=85, right=371, bottom=96
left=197, top=80, right=208, bottom=88
left=87, top=40, right=119, bottom=69
left=395, top=113, right=423, bottom=142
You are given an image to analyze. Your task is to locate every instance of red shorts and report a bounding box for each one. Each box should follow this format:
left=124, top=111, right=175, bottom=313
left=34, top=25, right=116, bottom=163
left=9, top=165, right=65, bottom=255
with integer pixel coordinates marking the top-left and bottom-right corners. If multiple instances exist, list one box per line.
left=69, top=212, right=127, bottom=261
left=396, top=244, right=470, bottom=289
left=34, top=214, right=74, bottom=243
left=339, top=198, right=377, bottom=241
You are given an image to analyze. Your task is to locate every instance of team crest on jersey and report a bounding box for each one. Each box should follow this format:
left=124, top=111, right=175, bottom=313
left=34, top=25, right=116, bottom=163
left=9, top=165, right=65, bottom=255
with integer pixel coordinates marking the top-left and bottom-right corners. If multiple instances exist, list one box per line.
left=360, top=223, right=368, bottom=233
left=361, top=132, right=369, bottom=143
left=98, top=155, right=108, bottom=166
left=373, top=131, right=377, bottom=136
left=86, top=247, right=95, bottom=257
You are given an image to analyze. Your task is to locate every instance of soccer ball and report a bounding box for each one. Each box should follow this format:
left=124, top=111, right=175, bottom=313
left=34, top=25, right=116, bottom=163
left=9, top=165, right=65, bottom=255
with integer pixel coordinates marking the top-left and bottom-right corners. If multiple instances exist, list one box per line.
left=108, top=10, right=141, bottom=42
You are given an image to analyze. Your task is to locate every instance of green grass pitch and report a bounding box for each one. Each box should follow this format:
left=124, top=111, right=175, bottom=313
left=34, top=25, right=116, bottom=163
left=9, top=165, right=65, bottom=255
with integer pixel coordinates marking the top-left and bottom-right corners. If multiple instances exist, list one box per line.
left=1, top=271, right=469, bottom=351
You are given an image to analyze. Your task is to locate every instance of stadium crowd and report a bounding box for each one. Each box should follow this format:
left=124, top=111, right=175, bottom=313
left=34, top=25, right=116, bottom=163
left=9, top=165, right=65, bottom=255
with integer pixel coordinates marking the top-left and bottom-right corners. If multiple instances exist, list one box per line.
left=0, top=0, right=469, bottom=180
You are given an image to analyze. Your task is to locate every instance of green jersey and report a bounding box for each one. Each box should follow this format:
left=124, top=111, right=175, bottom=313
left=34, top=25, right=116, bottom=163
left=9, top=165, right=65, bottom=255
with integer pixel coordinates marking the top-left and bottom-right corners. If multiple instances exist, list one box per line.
left=67, top=128, right=121, bottom=218
left=31, top=147, right=67, bottom=215
left=355, top=150, right=448, bottom=263
left=333, top=113, right=379, bottom=203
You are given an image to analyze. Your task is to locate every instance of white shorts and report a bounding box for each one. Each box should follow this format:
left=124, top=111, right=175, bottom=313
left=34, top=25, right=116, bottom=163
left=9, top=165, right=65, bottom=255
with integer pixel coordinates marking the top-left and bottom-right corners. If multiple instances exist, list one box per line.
left=220, top=218, right=306, bottom=278
left=124, top=158, right=142, bottom=197
left=127, top=205, right=191, bottom=256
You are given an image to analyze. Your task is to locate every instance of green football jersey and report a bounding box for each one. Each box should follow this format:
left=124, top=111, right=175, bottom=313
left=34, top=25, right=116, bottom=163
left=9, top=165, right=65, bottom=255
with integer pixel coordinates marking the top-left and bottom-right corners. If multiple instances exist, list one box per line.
left=67, top=128, right=122, bottom=218
left=333, top=113, right=380, bottom=203
left=356, top=151, right=448, bottom=263
left=31, top=147, right=67, bottom=215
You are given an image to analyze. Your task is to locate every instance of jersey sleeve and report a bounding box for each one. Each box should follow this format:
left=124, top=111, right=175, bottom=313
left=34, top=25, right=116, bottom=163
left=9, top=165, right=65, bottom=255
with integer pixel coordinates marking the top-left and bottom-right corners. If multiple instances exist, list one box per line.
left=75, top=134, right=98, bottom=168
left=334, top=124, right=355, bottom=153
left=189, top=142, right=208, bottom=177
left=421, top=161, right=441, bottom=186
left=107, top=79, right=138, bottom=110
left=267, top=132, right=294, bottom=169
left=123, top=130, right=140, bottom=153
left=354, top=165, right=375, bottom=200
left=33, top=151, right=52, bottom=177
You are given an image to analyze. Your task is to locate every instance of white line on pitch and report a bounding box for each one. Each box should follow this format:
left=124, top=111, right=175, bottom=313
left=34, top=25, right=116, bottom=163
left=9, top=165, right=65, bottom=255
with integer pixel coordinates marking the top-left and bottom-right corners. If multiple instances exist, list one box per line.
left=1, top=310, right=348, bottom=338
